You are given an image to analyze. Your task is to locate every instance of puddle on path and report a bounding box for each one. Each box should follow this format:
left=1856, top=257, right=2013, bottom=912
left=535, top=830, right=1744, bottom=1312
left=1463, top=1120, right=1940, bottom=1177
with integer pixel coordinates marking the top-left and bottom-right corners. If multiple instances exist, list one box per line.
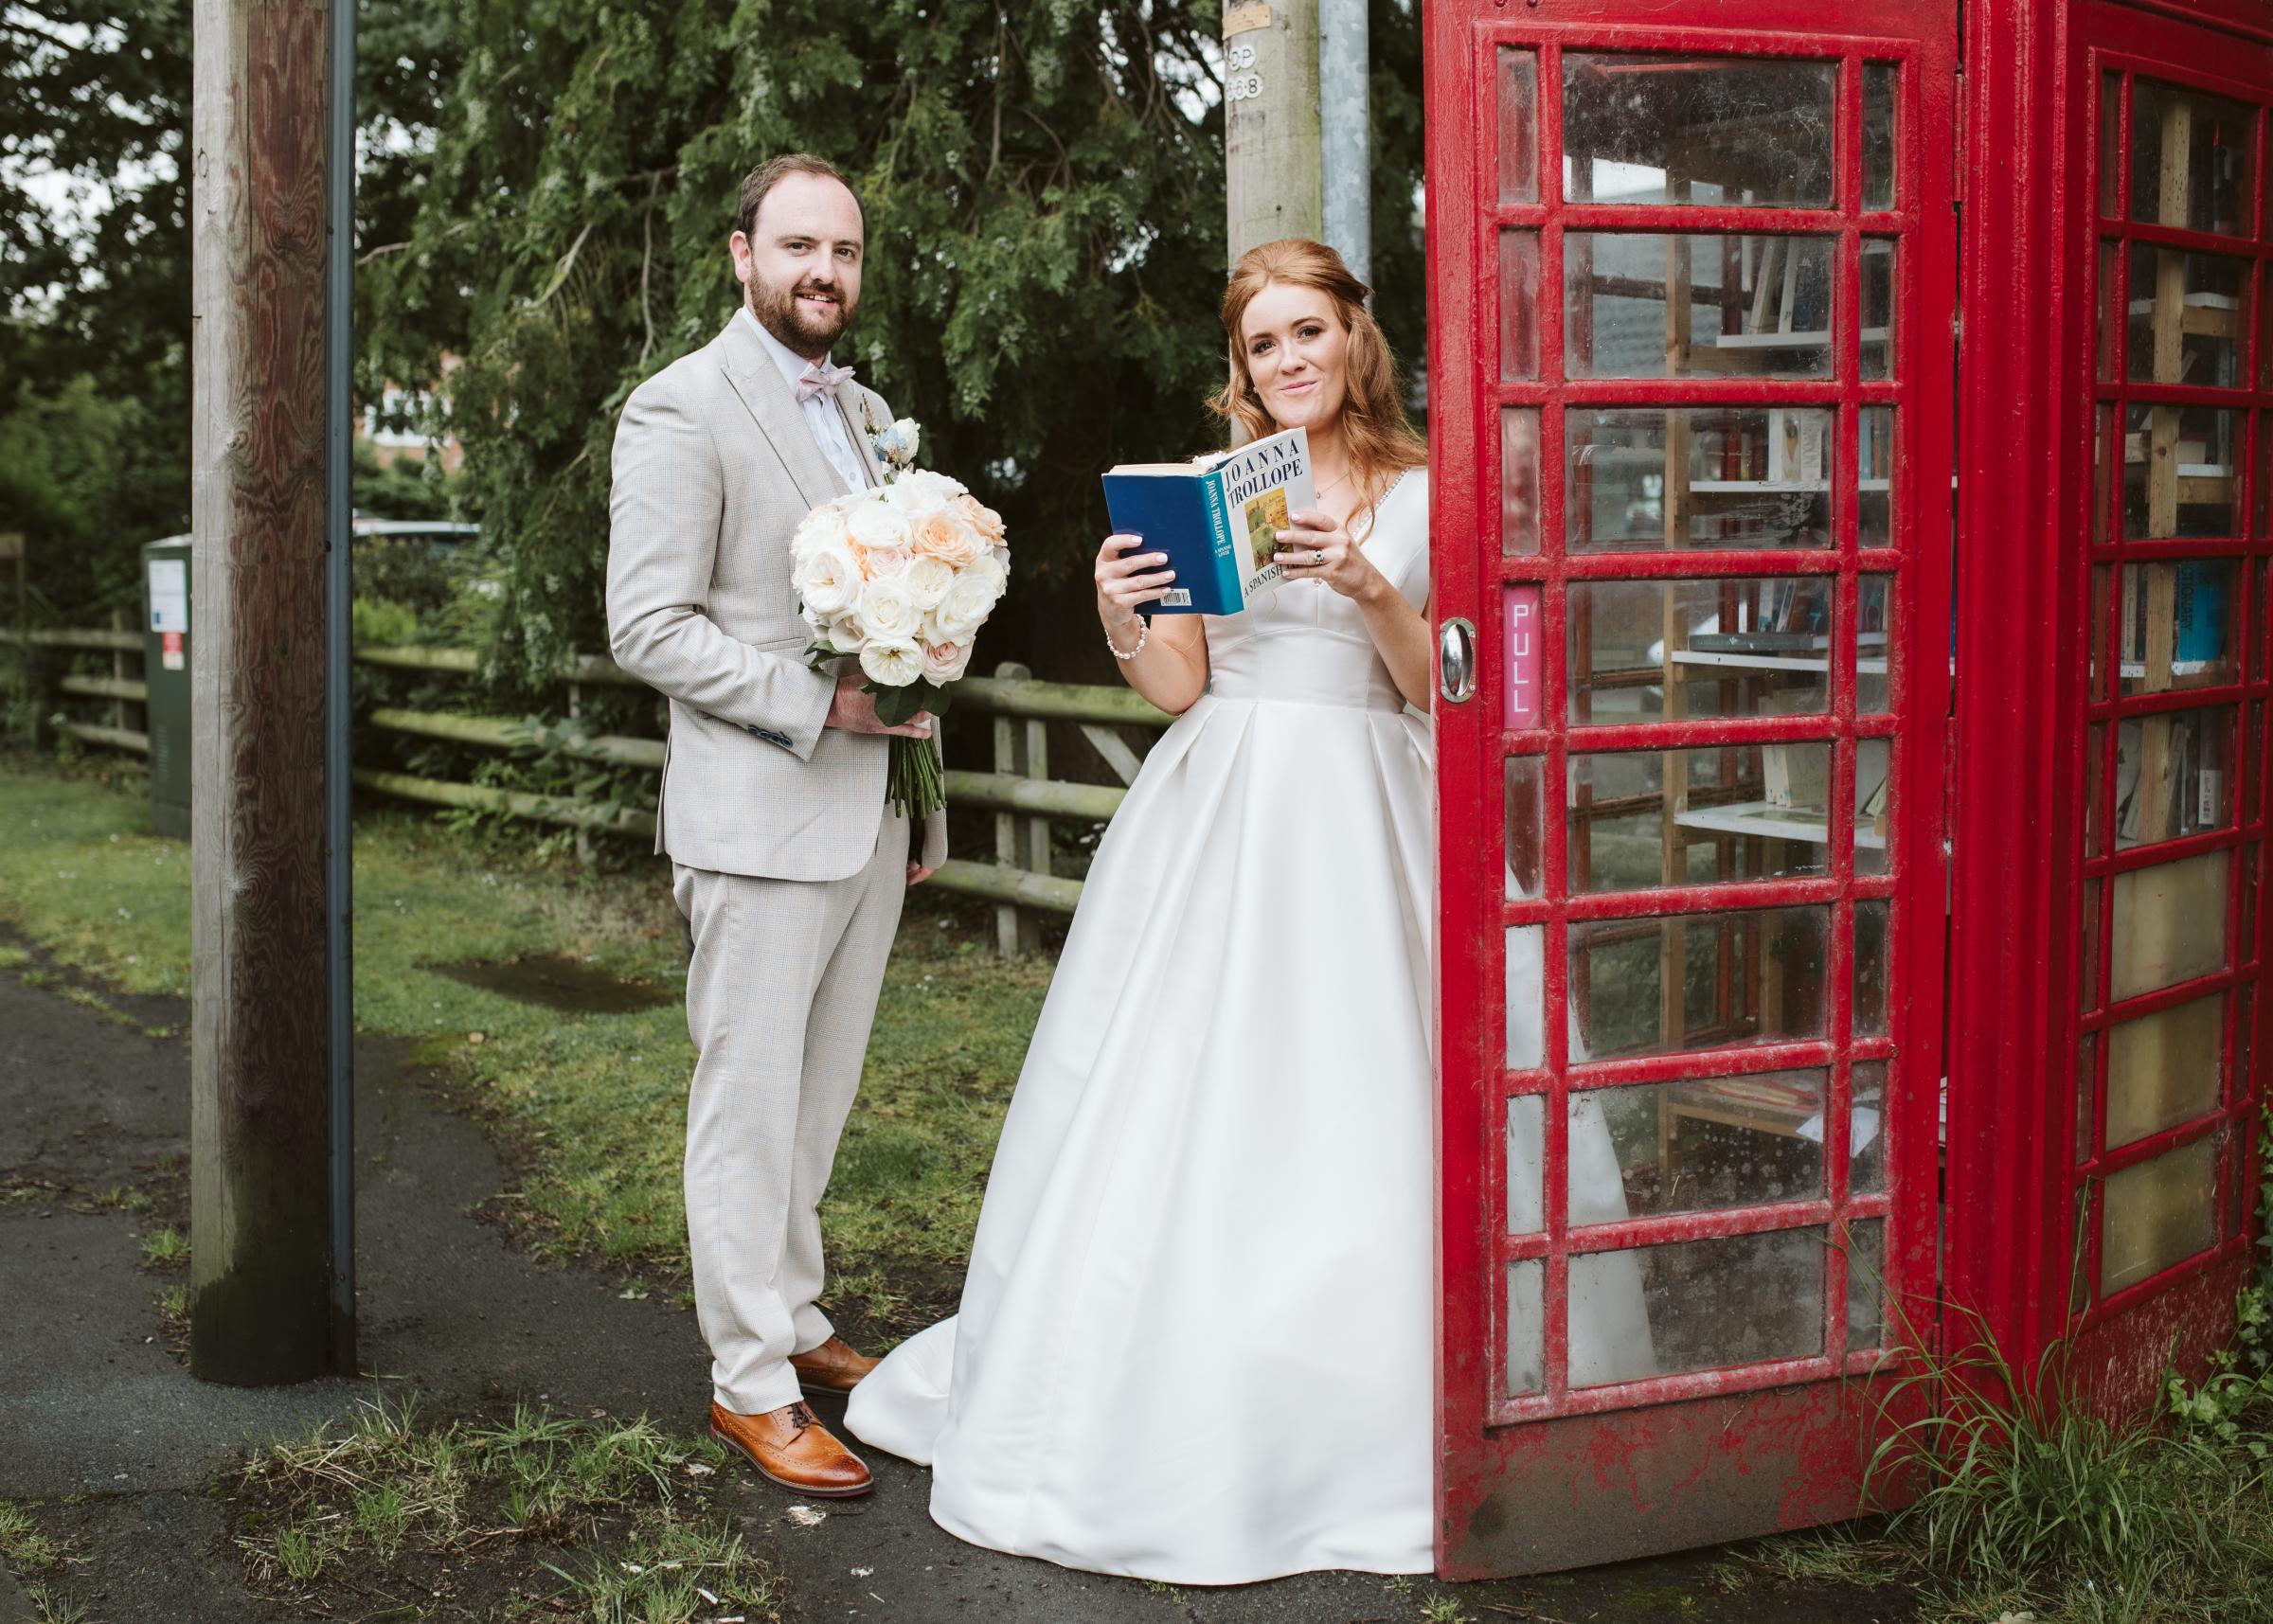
left=428, top=955, right=677, bottom=1014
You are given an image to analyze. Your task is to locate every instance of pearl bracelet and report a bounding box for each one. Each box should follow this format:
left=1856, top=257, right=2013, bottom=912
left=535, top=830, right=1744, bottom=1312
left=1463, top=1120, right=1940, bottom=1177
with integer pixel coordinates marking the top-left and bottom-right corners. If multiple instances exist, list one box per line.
left=1103, top=616, right=1149, bottom=661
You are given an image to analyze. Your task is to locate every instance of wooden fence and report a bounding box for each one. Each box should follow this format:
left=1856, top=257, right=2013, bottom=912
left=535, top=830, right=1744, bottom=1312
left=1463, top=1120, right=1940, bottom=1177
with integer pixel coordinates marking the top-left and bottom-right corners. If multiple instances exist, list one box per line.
left=3, top=628, right=1170, bottom=955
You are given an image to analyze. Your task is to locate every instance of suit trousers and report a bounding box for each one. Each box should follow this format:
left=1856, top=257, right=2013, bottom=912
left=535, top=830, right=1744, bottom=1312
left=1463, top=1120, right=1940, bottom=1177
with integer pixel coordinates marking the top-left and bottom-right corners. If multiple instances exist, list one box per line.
left=674, top=811, right=910, bottom=1415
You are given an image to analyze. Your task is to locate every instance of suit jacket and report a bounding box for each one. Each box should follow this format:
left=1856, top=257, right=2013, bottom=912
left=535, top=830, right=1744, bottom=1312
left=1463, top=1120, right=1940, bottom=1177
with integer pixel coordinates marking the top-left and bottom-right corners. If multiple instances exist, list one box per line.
left=606, top=316, right=950, bottom=881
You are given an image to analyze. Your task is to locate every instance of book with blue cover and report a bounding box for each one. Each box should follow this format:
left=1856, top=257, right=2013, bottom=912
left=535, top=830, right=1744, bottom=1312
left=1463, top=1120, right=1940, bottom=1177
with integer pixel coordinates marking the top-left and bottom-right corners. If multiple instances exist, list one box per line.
left=1101, top=427, right=1315, bottom=616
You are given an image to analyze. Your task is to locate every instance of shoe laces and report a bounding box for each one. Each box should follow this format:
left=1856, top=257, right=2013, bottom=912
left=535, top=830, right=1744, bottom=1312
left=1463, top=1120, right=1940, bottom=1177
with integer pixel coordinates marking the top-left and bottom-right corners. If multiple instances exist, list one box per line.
left=784, top=1401, right=817, bottom=1434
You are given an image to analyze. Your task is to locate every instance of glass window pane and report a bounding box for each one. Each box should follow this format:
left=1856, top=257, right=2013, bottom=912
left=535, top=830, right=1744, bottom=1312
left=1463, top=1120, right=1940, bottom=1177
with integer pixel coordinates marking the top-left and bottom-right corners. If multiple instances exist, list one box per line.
left=2262, top=271, right=2273, bottom=390
left=1852, top=1059, right=1889, bottom=1195
left=1859, top=410, right=1894, bottom=551
left=2096, top=407, right=2118, bottom=543
left=1508, top=1258, right=1544, bottom=1396
left=2123, top=405, right=2240, bottom=538
left=1860, top=575, right=1893, bottom=715
left=1861, top=240, right=1896, bottom=379
left=1571, top=1227, right=1824, bottom=1387
left=2077, top=1033, right=2100, bottom=1160
left=2127, top=245, right=2246, bottom=387
left=2099, top=239, right=2121, bottom=383
left=2101, top=71, right=2123, bottom=219
left=1505, top=755, right=1544, bottom=900
left=1566, top=407, right=1833, bottom=554
left=2084, top=876, right=2104, bottom=1012
left=1560, top=54, right=1835, bottom=208
left=2105, top=991, right=2225, bottom=1149
left=1501, top=230, right=1541, bottom=381
left=1574, top=1071, right=1826, bottom=1222
left=1570, top=905, right=1830, bottom=1061
left=2132, top=79, right=2255, bottom=236
left=1569, top=576, right=1834, bottom=724
left=1857, top=739, right=1892, bottom=877
left=1566, top=233, right=1835, bottom=379
left=2111, top=848, right=2231, bottom=1001
left=1845, top=1218, right=1888, bottom=1352
left=1863, top=63, right=1896, bottom=210
left=1507, top=924, right=1547, bottom=1068
left=1506, top=1095, right=1546, bottom=1233
left=1502, top=408, right=1541, bottom=556
left=1568, top=743, right=1833, bottom=894
left=2087, top=723, right=2109, bottom=857
left=2121, top=559, right=2239, bottom=691
left=1497, top=47, right=1540, bottom=205
left=2113, top=706, right=2233, bottom=848
left=1854, top=897, right=1890, bottom=1041
left=2101, top=1133, right=2223, bottom=1294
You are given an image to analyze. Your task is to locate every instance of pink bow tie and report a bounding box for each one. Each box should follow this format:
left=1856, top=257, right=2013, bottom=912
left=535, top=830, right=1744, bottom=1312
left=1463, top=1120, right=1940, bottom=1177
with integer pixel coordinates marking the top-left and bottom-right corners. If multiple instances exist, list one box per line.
left=796, top=360, right=855, bottom=402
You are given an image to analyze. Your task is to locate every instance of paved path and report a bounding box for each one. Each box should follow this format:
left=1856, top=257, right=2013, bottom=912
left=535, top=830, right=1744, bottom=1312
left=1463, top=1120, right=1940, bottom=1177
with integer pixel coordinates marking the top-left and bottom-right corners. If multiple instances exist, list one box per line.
left=0, top=937, right=1907, bottom=1624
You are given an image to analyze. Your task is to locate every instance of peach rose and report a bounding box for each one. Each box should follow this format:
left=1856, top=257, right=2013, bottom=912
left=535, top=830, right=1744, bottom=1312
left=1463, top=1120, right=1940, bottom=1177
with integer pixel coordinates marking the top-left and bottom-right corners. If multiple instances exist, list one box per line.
left=955, top=492, right=1008, bottom=545
left=911, top=508, right=989, bottom=567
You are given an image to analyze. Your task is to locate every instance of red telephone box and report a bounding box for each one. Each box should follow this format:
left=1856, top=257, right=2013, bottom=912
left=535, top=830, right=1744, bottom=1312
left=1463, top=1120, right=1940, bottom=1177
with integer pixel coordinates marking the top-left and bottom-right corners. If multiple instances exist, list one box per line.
left=1426, top=0, right=2266, bottom=1580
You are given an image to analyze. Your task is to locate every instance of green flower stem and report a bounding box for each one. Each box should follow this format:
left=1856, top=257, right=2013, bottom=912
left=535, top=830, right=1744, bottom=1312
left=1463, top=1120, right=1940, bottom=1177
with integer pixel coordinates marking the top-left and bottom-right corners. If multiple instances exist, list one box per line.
left=888, top=736, right=945, bottom=822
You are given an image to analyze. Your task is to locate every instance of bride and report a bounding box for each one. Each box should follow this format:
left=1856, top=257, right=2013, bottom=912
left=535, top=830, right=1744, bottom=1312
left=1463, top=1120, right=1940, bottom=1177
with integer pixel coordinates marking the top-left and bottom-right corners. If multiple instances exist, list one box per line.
left=847, top=238, right=1649, bottom=1581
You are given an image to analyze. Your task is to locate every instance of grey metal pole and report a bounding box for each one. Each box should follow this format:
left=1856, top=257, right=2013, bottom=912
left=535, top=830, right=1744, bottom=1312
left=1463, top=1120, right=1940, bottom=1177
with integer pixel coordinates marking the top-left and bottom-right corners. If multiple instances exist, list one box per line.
left=1317, top=0, right=1370, bottom=286
left=325, top=0, right=358, bottom=1374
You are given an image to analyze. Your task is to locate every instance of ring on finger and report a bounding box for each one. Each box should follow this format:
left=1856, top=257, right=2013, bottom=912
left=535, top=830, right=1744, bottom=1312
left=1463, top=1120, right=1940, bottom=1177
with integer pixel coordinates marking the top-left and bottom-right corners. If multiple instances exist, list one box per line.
left=1312, top=549, right=1325, bottom=566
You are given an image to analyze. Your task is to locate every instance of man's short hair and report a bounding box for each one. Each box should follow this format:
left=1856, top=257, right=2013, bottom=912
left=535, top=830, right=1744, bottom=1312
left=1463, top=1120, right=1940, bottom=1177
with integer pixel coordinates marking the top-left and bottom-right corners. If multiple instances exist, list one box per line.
left=736, top=153, right=862, bottom=242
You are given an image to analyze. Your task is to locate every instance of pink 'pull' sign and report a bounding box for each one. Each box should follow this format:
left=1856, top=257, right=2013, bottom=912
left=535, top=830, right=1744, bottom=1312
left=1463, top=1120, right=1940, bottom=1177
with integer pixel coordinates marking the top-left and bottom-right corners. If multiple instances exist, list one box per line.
left=1504, top=586, right=1541, bottom=730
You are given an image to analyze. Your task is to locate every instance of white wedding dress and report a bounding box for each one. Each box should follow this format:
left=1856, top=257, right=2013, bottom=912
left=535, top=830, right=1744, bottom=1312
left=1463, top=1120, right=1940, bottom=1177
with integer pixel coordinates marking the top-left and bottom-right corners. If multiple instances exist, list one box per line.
left=847, top=470, right=1651, bottom=1582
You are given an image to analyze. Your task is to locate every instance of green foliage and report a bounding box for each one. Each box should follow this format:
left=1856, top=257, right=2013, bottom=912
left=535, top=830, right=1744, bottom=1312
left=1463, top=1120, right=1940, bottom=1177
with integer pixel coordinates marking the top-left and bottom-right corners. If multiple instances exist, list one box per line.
left=1, top=0, right=465, bottom=622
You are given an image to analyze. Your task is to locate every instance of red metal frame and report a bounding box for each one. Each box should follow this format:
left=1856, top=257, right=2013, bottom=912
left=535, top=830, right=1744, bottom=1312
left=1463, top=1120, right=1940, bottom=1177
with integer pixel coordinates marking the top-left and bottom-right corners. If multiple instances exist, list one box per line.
left=1431, top=0, right=1956, bottom=1577
left=1947, top=0, right=2273, bottom=1421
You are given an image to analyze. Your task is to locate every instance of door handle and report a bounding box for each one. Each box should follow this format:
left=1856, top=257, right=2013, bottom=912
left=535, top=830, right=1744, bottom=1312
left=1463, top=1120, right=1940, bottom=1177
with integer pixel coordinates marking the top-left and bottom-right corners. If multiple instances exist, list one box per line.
left=1439, top=616, right=1477, bottom=705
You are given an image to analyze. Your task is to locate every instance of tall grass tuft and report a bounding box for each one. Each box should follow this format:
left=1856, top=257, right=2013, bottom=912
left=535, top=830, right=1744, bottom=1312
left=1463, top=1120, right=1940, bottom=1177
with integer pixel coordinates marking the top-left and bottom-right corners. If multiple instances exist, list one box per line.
left=1857, top=1304, right=2273, bottom=1622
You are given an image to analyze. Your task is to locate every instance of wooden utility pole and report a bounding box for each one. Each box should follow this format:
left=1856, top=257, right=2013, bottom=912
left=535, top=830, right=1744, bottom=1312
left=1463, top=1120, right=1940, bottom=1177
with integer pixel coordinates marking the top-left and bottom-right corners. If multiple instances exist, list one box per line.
left=188, top=0, right=338, bottom=1384
left=1224, top=0, right=1323, bottom=264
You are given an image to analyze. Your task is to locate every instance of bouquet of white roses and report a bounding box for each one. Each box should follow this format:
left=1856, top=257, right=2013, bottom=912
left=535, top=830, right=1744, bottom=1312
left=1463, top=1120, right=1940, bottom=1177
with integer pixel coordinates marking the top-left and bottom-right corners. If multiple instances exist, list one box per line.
left=790, top=465, right=1009, bottom=821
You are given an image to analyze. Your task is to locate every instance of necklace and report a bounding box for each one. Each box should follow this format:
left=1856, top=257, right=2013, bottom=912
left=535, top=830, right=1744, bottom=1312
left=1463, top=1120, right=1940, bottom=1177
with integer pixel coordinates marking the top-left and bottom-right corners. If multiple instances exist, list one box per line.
left=1315, top=467, right=1352, bottom=503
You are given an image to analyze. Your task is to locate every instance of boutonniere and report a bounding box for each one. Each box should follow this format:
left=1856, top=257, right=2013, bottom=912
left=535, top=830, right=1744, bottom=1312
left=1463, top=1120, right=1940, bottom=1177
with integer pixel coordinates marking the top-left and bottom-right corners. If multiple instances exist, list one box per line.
left=867, top=412, right=922, bottom=478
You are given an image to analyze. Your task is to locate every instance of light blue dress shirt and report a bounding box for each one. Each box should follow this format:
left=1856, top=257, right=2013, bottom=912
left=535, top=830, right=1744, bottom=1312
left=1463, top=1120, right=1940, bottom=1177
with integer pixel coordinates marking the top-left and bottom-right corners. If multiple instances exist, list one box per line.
left=739, top=305, right=870, bottom=494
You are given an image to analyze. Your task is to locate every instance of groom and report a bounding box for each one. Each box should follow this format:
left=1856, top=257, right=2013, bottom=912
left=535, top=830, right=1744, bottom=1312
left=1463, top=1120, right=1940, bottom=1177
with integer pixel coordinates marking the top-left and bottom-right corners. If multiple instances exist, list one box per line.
left=607, top=152, right=946, bottom=1498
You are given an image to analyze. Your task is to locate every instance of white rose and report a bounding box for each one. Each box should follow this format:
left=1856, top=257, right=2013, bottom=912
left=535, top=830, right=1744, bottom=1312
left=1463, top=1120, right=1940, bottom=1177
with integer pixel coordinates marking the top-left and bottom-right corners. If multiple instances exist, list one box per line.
left=893, top=418, right=920, bottom=457
left=857, top=575, right=925, bottom=643
left=792, top=538, right=861, bottom=617
left=884, top=467, right=965, bottom=511
left=929, top=567, right=1002, bottom=641
left=826, top=609, right=868, bottom=652
left=861, top=545, right=914, bottom=580
left=847, top=500, right=914, bottom=555
left=859, top=637, right=925, bottom=687
left=922, top=637, right=973, bottom=686
left=791, top=507, right=852, bottom=562
left=904, top=553, right=957, bottom=610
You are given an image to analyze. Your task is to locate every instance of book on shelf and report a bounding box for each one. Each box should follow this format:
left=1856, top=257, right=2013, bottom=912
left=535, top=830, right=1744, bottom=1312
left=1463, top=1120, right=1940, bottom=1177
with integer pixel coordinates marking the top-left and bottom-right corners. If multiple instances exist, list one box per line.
left=1101, top=427, right=1314, bottom=616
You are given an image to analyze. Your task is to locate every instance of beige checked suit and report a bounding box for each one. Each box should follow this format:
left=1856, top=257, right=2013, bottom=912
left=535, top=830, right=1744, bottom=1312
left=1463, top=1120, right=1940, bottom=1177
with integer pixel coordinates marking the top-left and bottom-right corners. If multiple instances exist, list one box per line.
left=608, top=314, right=946, bottom=1415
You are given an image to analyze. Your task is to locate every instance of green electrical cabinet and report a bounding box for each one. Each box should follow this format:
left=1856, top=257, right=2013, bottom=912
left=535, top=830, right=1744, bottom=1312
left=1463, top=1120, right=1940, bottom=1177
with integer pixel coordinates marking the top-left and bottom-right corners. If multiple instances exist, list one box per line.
left=142, top=535, right=191, bottom=839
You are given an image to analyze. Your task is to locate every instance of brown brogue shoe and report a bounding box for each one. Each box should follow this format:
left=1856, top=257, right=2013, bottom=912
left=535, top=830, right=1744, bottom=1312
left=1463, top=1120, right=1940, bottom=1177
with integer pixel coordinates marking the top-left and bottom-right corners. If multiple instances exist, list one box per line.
left=709, top=1401, right=872, bottom=1497
left=789, top=1334, right=881, bottom=1396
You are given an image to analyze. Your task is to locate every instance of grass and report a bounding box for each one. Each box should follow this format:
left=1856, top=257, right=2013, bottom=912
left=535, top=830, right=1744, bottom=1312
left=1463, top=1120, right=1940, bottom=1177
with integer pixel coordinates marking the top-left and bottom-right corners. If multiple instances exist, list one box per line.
left=0, top=758, right=1052, bottom=1333
left=228, top=1391, right=779, bottom=1622
left=136, top=1223, right=187, bottom=1269
left=1720, top=1299, right=2273, bottom=1624
left=0, top=1501, right=64, bottom=1571
left=0, top=1502, right=81, bottom=1624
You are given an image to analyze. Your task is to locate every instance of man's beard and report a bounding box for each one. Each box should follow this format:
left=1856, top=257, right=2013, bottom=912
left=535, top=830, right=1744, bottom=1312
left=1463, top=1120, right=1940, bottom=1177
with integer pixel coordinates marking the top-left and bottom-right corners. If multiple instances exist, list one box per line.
left=749, top=277, right=851, bottom=357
